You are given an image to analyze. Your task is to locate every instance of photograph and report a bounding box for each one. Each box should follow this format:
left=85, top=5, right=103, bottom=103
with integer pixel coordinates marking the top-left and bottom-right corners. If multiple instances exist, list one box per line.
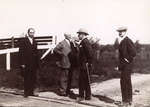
left=0, top=0, right=150, bottom=107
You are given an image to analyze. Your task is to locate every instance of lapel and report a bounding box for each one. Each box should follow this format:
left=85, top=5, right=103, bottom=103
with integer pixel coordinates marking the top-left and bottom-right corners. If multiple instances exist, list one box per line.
left=63, top=39, right=70, bottom=49
left=62, top=40, right=71, bottom=56
left=119, top=37, right=128, bottom=52
left=25, top=37, right=36, bottom=50
left=32, top=38, right=36, bottom=47
left=25, top=37, right=31, bottom=46
left=25, top=36, right=31, bottom=45
left=79, top=38, right=86, bottom=48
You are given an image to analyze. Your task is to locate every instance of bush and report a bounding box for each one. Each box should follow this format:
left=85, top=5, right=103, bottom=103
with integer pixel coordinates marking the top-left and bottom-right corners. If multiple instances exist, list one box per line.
left=0, top=68, right=23, bottom=89
left=0, top=44, right=150, bottom=90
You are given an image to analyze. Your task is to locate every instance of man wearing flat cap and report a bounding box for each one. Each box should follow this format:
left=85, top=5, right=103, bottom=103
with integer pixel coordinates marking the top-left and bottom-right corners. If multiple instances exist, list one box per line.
left=117, top=27, right=136, bottom=106
left=66, top=38, right=79, bottom=98
left=54, top=33, right=72, bottom=96
left=76, top=28, right=93, bottom=101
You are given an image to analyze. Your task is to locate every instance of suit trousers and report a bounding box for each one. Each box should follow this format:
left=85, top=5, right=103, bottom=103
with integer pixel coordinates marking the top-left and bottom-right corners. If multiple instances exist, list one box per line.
left=59, top=68, right=69, bottom=92
left=120, top=63, right=133, bottom=103
left=79, top=67, right=91, bottom=98
left=66, top=68, right=73, bottom=94
left=24, top=68, right=37, bottom=96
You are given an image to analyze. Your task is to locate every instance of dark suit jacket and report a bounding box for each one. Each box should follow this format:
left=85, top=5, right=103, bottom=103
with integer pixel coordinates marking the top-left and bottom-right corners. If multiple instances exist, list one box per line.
left=68, top=41, right=79, bottom=68
left=18, top=36, right=39, bottom=71
left=119, top=36, right=136, bottom=70
left=79, top=38, right=93, bottom=68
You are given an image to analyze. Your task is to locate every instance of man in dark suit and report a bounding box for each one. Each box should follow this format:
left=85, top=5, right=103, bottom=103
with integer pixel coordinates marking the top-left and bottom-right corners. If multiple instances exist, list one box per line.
left=76, top=28, right=93, bottom=102
left=66, top=37, right=79, bottom=97
left=19, top=28, right=39, bottom=98
left=117, top=27, right=136, bottom=106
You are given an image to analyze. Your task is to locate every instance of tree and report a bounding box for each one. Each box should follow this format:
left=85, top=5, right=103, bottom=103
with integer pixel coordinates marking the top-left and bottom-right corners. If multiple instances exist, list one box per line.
left=114, top=38, right=119, bottom=49
left=135, top=40, right=141, bottom=53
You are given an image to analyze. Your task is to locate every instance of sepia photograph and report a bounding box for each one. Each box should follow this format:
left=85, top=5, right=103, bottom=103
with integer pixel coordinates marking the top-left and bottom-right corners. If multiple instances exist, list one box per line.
left=0, top=0, right=150, bottom=107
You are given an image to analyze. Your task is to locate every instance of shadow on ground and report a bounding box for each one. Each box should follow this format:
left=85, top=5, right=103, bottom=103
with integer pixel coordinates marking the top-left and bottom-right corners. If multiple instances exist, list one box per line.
left=93, top=94, right=115, bottom=104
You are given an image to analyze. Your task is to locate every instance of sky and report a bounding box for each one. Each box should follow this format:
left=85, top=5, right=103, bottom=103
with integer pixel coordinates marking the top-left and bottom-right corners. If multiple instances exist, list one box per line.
left=0, top=0, right=150, bottom=44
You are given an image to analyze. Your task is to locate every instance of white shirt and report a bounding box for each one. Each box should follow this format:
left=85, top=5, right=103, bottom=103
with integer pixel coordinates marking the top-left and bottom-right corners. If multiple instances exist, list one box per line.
left=118, top=35, right=126, bottom=44
left=27, top=35, right=33, bottom=44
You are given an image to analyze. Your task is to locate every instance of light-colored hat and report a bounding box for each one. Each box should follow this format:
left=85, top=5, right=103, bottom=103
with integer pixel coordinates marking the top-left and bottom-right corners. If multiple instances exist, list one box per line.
left=77, top=28, right=89, bottom=35
left=117, top=27, right=127, bottom=32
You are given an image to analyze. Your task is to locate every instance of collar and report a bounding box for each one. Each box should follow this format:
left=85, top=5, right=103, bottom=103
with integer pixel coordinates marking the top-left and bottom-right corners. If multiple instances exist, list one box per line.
left=119, top=35, right=127, bottom=43
left=80, top=36, right=87, bottom=43
left=26, top=34, right=33, bottom=44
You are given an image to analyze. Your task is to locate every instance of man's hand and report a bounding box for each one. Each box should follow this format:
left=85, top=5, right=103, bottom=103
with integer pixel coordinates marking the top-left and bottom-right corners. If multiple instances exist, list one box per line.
left=124, top=58, right=129, bottom=63
left=114, top=66, right=119, bottom=71
left=51, top=48, right=54, bottom=54
left=21, top=65, right=26, bottom=68
left=20, top=65, right=25, bottom=77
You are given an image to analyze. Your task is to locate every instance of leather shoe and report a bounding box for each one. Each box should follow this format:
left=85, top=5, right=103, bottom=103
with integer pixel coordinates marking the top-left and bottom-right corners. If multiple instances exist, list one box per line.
left=23, top=94, right=28, bottom=98
left=68, top=92, right=77, bottom=99
left=30, top=93, right=39, bottom=97
left=76, top=97, right=84, bottom=102
left=85, top=97, right=91, bottom=100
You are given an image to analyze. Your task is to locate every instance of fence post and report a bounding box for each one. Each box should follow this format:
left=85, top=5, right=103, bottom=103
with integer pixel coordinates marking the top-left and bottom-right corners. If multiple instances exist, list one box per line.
left=55, top=36, right=57, bottom=45
left=6, top=52, right=11, bottom=71
left=11, top=36, right=14, bottom=48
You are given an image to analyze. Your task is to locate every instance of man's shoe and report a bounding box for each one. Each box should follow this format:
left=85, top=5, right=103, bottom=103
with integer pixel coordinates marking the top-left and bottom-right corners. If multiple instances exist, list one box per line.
left=76, top=97, right=84, bottom=102
left=30, top=93, right=39, bottom=97
left=85, top=96, right=91, bottom=100
left=66, top=90, right=73, bottom=96
left=114, top=101, right=121, bottom=105
left=33, top=94, right=39, bottom=97
left=59, top=91, right=67, bottom=96
left=128, top=102, right=134, bottom=107
left=58, top=88, right=67, bottom=96
left=23, top=94, right=28, bottom=98
left=68, top=92, right=77, bottom=99
left=121, top=102, right=131, bottom=107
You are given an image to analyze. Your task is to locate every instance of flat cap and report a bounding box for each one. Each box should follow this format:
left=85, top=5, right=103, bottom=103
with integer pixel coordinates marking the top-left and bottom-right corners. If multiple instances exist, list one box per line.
left=116, top=27, right=127, bottom=32
left=77, top=28, right=89, bottom=35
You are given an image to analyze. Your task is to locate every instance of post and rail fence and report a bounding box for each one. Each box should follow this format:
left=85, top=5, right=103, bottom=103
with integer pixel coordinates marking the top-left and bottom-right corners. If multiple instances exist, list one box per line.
left=0, top=36, right=57, bottom=71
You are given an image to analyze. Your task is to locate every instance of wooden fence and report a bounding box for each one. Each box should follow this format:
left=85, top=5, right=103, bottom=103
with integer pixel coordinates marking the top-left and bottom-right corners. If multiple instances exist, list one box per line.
left=0, top=36, right=57, bottom=71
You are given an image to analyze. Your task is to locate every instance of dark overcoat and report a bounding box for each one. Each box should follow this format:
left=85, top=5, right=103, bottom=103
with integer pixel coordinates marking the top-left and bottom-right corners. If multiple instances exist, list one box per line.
left=119, top=36, right=136, bottom=70
left=79, top=38, right=93, bottom=66
left=18, top=36, right=39, bottom=96
left=68, top=42, right=79, bottom=68
left=118, top=36, right=136, bottom=102
left=19, top=37, right=39, bottom=70
left=78, top=38, right=93, bottom=98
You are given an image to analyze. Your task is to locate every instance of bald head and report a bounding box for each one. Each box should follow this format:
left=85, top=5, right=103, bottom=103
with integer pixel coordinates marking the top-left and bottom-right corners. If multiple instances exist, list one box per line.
left=64, top=33, right=71, bottom=40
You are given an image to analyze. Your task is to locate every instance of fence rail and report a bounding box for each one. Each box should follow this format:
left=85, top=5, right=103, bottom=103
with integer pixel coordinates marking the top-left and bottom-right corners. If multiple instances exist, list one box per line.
left=0, top=36, right=56, bottom=49
left=0, top=36, right=57, bottom=71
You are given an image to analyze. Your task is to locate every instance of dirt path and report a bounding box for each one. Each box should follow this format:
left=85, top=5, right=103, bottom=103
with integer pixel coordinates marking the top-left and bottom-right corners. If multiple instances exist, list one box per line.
left=0, top=73, right=150, bottom=107
left=90, top=73, right=150, bottom=107
left=0, top=92, right=96, bottom=107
